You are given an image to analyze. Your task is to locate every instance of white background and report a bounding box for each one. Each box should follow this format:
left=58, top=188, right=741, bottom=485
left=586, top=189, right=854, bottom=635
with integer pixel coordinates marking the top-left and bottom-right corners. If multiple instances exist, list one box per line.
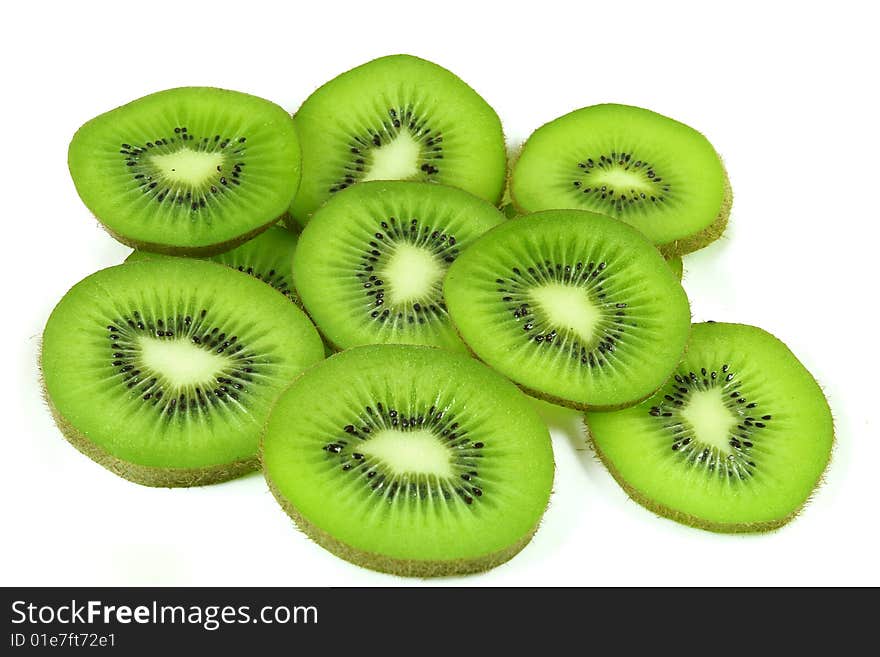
left=2, top=1, right=877, bottom=587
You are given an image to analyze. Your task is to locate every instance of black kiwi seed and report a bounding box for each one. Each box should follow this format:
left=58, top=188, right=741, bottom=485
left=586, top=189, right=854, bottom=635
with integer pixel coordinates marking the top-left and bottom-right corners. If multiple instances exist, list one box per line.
left=646, top=364, right=770, bottom=480
left=328, top=106, right=444, bottom=194
left=321, top=401, right=486, bottom=504
left=119, top=130, right=248, bottom=212
left=571, top=151, right=671, bottom=213
left=497, top=259, right=625, bottom=368
left=354, top=216, right=459, bottom=326
left=104, top=309, right=258, bottom=418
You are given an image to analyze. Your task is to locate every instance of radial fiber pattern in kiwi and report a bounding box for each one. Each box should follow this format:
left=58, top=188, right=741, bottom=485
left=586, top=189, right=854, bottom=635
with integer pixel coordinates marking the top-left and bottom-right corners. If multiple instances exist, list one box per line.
left=328, top=104, right=444, bottom=191
left=290, top=55, right=506, bottom=223
left=101, top=309, right=268, bottom=419
left=586, top=322, right=834, bottom=532
left=119, top=129, right=248, bottom=209
left=495, top=260, right=635, bottom=367
left=127, top=225, right=300, bottom=303
left=569, top=150, right=674, bottom=215
left=320, top=397, right=495, bottom=507
left=68, top=87, right=301, bottom=254
left=511, top=104, right=729, bottom=253
left=293, top=182, right=505, bottom=350
left=647, top=364, right=771, bottom=479
left=262, top=345, right=554, bottom=576
left=41, top=259, right=324, bottom=480
left=444, top=210, right=691, bottom=409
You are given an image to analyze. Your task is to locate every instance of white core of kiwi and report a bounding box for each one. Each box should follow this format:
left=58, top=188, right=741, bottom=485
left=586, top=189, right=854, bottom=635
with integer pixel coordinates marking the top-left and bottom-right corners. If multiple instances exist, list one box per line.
left=138, top=336, right=230, bottom=387
left=587, top=166, right=658, bottom=197
left=359, top=428, right=454, bottom=478
left=149, top=148, right=225, bottom=185
left=362, top=131, right=422, bottom=182
left=381, top=243, right=444, bottom=304
left=529, top=283, right=602, bottom=343
left=679, top=387, right=740, bottom=454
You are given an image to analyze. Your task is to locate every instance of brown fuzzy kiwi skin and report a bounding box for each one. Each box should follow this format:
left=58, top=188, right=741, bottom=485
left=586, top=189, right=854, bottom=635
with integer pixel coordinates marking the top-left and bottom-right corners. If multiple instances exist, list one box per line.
left=263, top=470, right=542, bottom=578
left=100, top=212, right=284, bottom=258
left=517, top=380, right=669, bottom=413
left=582, top=411, right=835, bottom=534
left=38, top=352, right=258, bottom=488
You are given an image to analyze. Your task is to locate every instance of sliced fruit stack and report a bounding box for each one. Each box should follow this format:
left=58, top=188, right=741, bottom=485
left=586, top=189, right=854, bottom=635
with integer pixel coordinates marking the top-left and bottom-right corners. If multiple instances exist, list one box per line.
left=43, top=54, right=833, bottom=578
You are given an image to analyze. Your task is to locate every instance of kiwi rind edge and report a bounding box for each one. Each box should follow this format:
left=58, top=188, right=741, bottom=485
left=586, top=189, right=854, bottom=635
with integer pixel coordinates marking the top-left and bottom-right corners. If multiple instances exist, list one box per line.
left=259, top=348, right=550, bottom=577
left=283, top=286, right=342, bottom=354
left=510, top=162, right=733, bottom=259
left=40, top=371, right=258, bottom=488
left=657, top=167, right=733, bottom=258
left=518, top=381, right=668, bottom=413
left=460, top=335, right=690, bottom=413
left=446, top=309, right=692, bottom=413
left=263, top=470, right=541, bottom=577
left=500, top=140, right=523, bottom=211
left=582, top=415, right=834, bottom=534
left=101, top=212, right=286, bottom=258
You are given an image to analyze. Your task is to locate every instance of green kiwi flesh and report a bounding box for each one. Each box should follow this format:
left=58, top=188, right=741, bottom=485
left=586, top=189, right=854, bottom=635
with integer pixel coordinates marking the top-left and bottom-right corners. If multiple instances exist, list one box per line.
left=510, top=104, right=731, bottom=256
left=500, top=203, right=521, bottom=219
left=127, top=225, right=300, bottom=303
left=496, top=203, right=682, bottom=277
left=668, top=255, right=684, bottom=280
left=293, top=181, right=505, bottom=351
left=262, top=344, right=554, bottom=577
left=68, top=87, right=301, bottom=255
left=289, top=55, right=506, bottom=225
left=41, top=259, right=324, bottom=487
left=585, top=322, right=833, bottom=532
left=444, top=210, right=691, bottom=410
left=497, top=205, right=682, bottom=277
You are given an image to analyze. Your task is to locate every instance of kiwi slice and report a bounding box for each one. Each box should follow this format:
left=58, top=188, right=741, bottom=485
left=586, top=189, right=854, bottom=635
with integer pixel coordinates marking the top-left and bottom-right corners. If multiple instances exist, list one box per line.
left=262, top=344, right=554, bottom=577
left=289, top=55, right=506, bottom=225
left=510, top=104, right=731, bottom=256
left=586, top=322, right=833, bottom=532
left=41, top=259, right=324, bottom=487
left=444, top=210, right=691, bottom=410
left=293, top=181, right=505, bottom=351
left=68, top=87, right=301, bottom=255
left=127, top=225, right=300, bottom=303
